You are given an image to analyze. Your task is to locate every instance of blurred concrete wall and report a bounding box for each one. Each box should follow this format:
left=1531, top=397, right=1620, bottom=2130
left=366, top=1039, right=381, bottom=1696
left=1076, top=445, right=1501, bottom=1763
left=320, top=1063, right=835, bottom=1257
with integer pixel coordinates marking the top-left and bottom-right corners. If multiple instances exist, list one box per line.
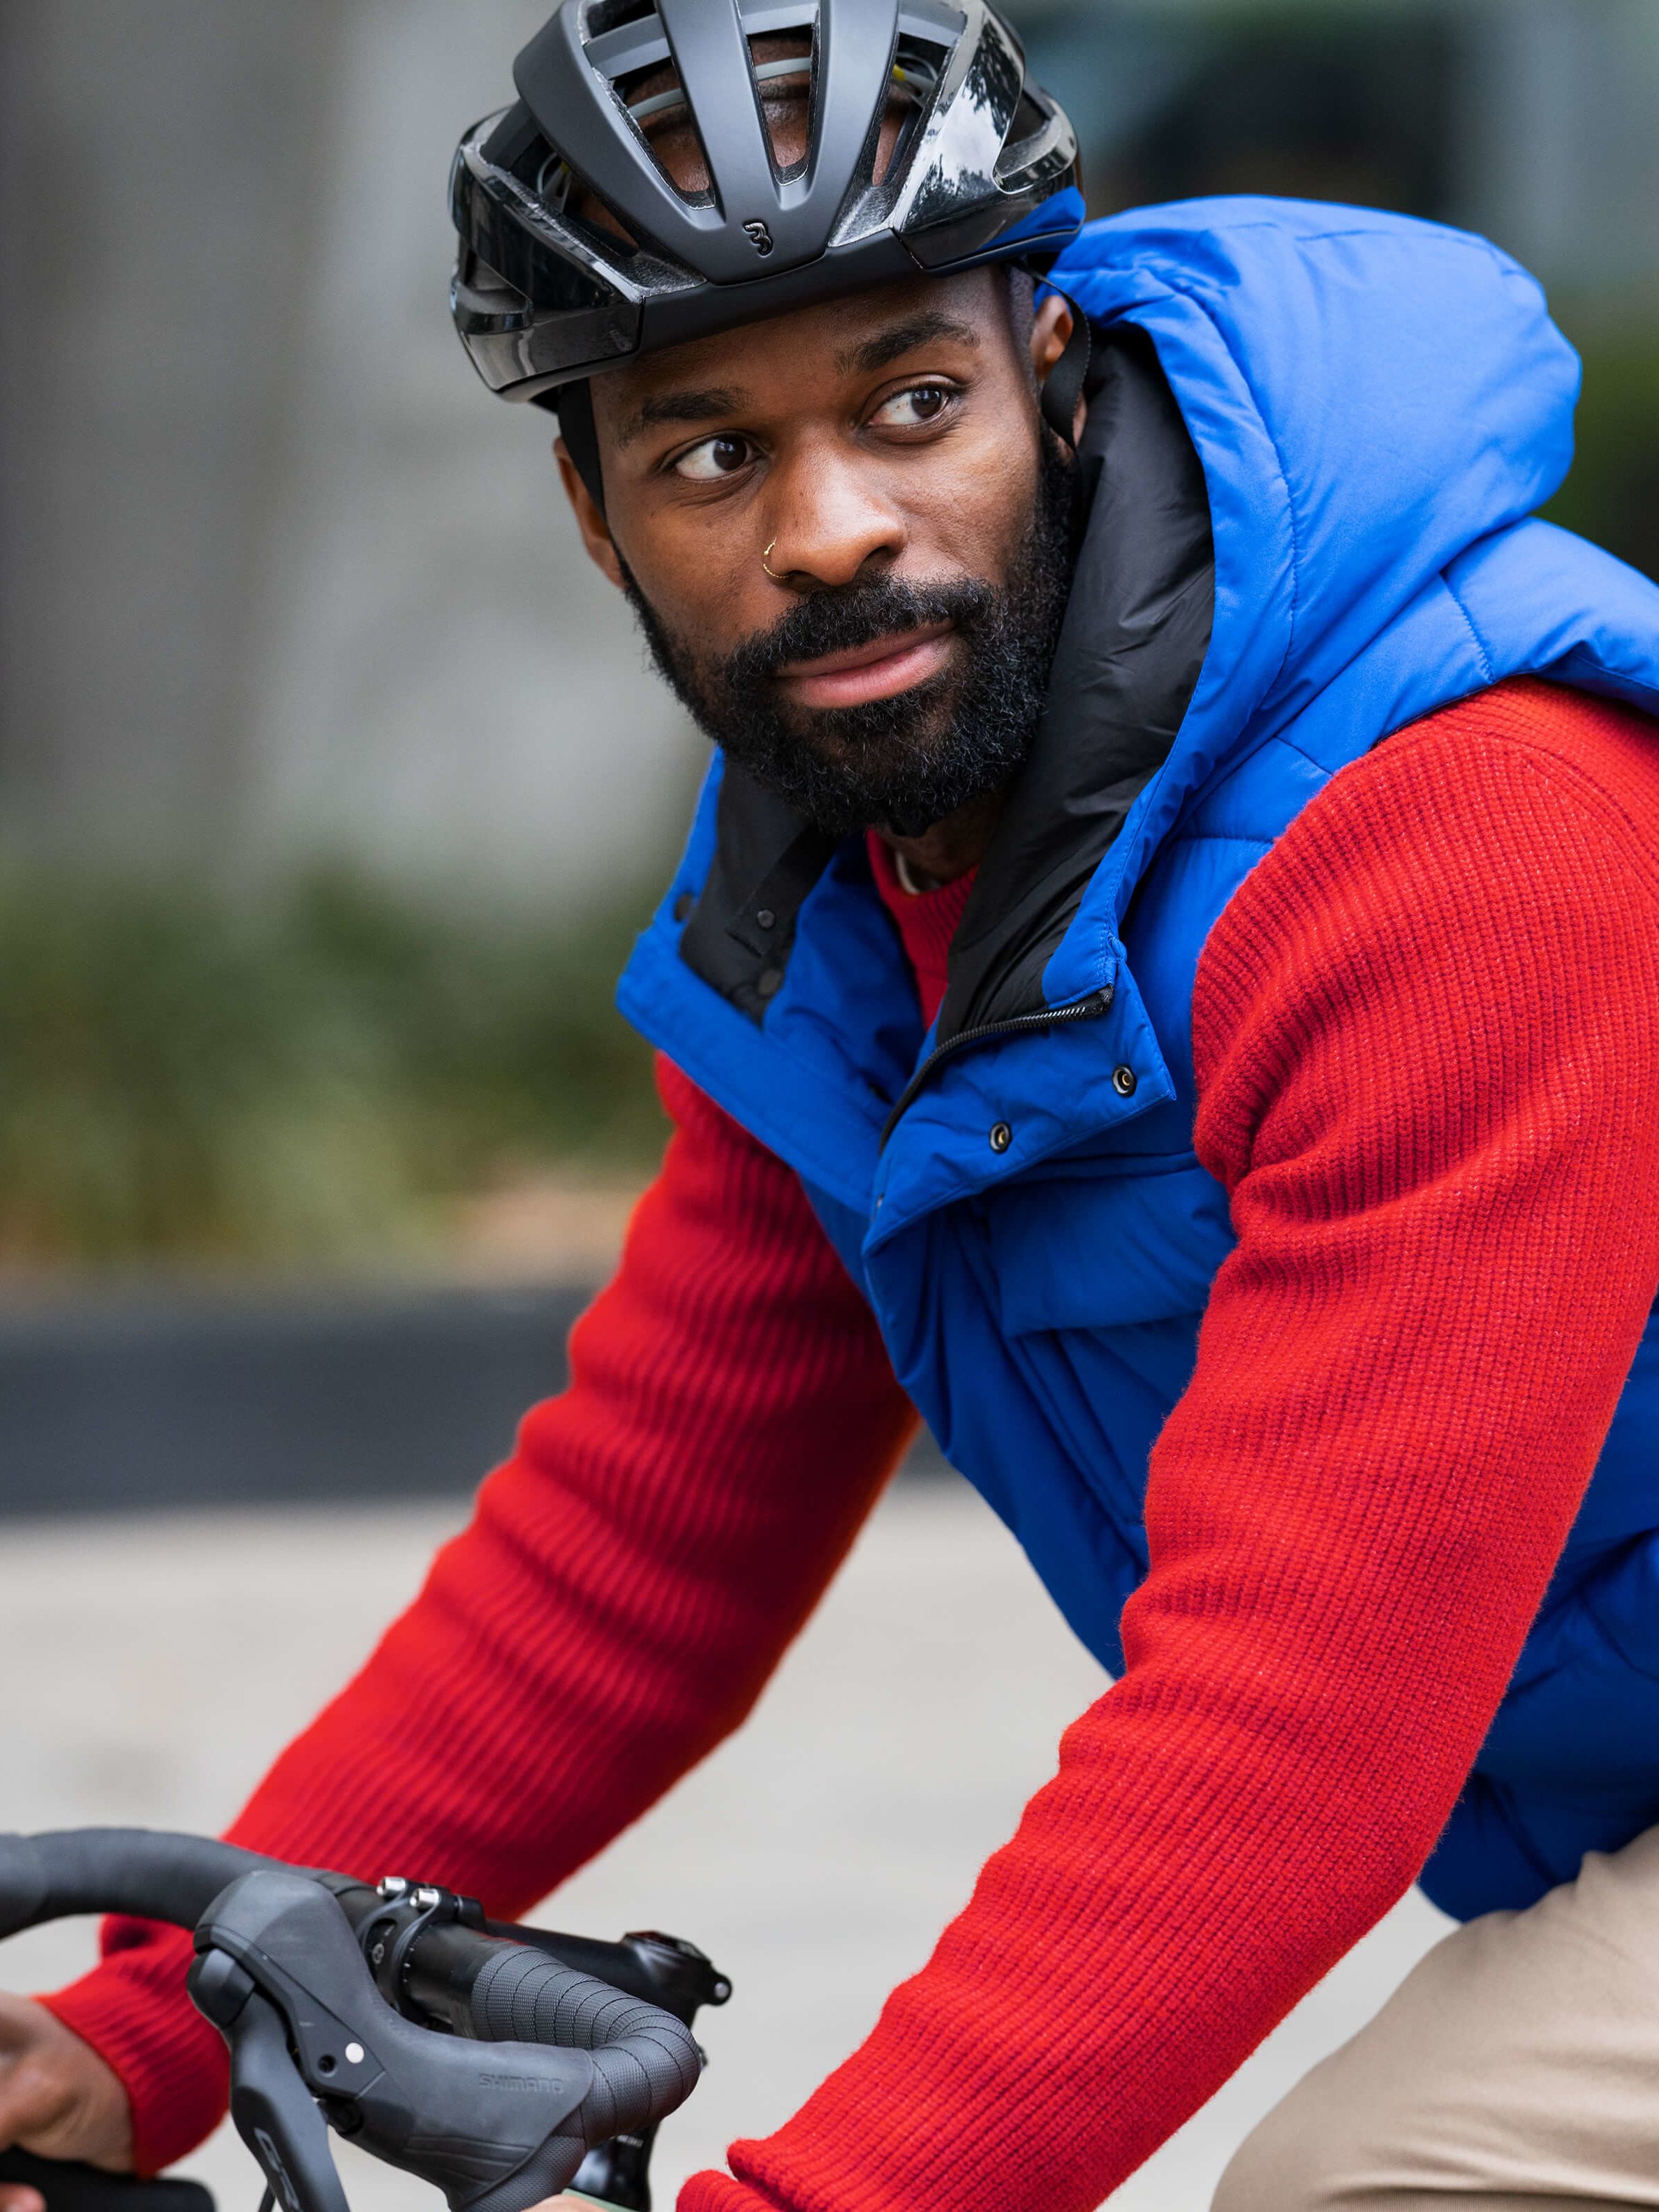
left=3, top=1, right=1656, bottom=898
left=0, top=1, right=700, bottom=901
left=1453, top=0, right=1659, bottom=294
left=1017, top=0, right=1659, bottom=295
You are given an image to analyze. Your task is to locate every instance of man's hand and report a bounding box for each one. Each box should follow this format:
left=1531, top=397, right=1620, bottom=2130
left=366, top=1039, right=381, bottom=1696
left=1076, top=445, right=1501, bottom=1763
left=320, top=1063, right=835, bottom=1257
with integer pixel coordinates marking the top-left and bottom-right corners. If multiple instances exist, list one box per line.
left=0, top=1994, right=133, bottom=2212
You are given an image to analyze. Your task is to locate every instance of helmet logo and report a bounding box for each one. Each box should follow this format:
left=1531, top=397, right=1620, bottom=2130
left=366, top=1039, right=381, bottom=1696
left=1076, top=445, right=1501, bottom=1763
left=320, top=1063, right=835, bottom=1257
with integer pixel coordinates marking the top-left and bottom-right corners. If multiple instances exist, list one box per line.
left=743, top=220, right=774, bottom=257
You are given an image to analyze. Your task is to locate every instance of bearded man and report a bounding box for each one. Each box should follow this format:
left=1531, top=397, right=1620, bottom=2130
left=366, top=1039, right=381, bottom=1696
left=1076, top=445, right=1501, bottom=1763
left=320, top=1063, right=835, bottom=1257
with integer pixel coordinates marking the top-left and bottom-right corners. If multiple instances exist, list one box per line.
left=6, top=5, right=1659, bottom=2209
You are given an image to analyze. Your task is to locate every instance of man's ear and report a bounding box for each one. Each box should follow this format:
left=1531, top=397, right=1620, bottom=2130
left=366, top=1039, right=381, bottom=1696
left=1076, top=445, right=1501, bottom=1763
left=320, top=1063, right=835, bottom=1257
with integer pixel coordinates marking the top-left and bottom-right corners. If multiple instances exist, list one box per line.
left=1030, top=293, right=1087, bottom=447
left=554, top=437, right=626, bottom=590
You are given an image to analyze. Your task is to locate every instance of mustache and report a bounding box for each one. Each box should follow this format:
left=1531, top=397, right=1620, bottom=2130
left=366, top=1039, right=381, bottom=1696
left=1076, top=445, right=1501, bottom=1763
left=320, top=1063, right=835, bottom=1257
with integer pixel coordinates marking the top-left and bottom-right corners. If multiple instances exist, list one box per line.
left=725, top=576, right=996, bottom=691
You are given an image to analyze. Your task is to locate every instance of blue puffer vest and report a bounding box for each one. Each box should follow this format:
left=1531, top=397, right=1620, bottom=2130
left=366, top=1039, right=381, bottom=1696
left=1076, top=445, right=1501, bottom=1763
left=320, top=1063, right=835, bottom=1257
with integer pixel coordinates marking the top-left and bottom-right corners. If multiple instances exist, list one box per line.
left=618, top=198, right=1659, bottom=1922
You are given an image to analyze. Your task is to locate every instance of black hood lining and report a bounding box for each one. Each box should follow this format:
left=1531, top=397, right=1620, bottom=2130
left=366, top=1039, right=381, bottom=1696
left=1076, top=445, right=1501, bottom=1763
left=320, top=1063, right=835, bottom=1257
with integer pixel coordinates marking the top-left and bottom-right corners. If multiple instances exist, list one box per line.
left=678, top=770, right=839, bottom=1024
left=937, top=325, right=1214, bottom=1039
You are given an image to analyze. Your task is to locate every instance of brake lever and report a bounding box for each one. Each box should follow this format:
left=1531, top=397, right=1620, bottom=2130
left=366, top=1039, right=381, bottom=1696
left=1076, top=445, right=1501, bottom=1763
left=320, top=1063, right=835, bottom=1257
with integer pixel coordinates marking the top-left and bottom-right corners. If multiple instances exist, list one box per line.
left=221, top=1990, right=348, bottom=2212
left=189, top=1871, right=598, bottom=2212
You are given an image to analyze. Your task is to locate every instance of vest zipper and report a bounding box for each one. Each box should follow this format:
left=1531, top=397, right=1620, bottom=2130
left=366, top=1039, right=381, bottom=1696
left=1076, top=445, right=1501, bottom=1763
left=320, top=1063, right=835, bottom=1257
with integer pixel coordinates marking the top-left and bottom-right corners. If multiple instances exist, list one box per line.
left=878, top=986, right=1116, bottom=1151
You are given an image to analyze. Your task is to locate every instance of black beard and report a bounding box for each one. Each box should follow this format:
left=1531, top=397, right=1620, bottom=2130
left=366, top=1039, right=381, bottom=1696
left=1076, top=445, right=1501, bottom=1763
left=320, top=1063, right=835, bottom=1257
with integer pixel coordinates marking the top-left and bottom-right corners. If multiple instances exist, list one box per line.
left=622, top=437, right=1079, bottom=839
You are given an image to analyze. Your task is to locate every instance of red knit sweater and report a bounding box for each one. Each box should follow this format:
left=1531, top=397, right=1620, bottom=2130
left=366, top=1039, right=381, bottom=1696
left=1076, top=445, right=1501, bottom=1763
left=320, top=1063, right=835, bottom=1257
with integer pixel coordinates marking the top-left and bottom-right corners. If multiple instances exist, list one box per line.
left=45, top=680, right=1659, bottom=2210
left=863, top=832, right=977, bottom=1022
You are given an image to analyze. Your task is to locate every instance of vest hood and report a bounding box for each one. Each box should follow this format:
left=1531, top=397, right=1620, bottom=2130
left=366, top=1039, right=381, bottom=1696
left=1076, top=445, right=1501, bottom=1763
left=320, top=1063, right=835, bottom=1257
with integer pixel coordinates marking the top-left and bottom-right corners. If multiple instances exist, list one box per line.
left=1033, top=196, right=1583, bottom=999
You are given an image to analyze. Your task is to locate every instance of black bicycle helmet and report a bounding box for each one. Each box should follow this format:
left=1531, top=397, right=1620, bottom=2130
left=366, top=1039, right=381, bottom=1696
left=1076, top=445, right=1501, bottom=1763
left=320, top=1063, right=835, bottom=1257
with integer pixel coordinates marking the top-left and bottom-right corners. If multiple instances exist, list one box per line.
left=450, top=0, right=1085, bottom=411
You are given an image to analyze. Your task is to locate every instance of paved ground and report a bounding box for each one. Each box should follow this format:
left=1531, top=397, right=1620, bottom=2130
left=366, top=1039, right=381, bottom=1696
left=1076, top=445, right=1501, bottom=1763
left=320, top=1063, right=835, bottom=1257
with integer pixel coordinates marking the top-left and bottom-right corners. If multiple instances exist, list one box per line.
left=0, top=1482, right=1450, bottom=2211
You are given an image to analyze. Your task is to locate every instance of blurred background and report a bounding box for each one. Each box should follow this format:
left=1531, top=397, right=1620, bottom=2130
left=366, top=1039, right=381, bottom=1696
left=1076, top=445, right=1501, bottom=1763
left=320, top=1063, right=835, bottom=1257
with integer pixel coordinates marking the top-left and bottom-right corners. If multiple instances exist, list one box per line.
left=3, top=0, right=1657, bottom=1323
left=0, top=2, right=1653, bottom=2204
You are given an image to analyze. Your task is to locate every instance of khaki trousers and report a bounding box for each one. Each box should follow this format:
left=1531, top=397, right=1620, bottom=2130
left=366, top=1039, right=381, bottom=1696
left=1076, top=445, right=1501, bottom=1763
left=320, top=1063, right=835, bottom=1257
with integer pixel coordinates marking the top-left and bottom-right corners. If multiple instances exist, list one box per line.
left=1213, top=1824, right=1659, bottom=2211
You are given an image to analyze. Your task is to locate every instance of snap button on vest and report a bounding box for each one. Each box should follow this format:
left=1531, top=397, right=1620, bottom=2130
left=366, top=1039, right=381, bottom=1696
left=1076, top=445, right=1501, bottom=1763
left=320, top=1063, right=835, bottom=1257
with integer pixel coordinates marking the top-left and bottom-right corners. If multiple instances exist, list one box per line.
left=989, top=1121, right=1013, bottom=1153
left=755, top=908, right=776, bottom=929
left=756, top=967, right=784, bottom=999
left=1112, top=1065, right=1137, bottom=1097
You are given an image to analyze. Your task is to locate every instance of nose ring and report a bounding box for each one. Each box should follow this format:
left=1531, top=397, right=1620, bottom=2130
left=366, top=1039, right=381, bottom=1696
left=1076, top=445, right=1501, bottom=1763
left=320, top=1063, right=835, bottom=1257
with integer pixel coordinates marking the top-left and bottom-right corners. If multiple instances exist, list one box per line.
left=762, top=540, right=785, bottom=582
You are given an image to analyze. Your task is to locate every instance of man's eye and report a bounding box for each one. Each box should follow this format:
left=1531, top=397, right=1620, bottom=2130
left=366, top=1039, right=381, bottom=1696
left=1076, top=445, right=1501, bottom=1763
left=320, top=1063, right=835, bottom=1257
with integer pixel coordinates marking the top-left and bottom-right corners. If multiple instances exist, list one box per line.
left=870, top=383, right=955, bottom=430
left=672, top=434, right=754, bottom=482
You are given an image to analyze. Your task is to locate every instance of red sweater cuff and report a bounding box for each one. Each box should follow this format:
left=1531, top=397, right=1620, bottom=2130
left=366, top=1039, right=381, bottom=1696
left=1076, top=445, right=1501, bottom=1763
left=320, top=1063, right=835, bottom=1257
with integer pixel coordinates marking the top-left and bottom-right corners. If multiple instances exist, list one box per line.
left=681, top=2170, right=768, bottom=2212
left=41, top=1924, right=230, bottom=2176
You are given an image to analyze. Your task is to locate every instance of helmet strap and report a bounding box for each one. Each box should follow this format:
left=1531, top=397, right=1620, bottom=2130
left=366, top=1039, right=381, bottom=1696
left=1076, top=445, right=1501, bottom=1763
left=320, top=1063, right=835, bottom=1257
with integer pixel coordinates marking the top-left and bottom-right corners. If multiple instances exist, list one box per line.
left=554, top=380, right=607, bottom=517
left=1037, top=285, right=1092, bottom=452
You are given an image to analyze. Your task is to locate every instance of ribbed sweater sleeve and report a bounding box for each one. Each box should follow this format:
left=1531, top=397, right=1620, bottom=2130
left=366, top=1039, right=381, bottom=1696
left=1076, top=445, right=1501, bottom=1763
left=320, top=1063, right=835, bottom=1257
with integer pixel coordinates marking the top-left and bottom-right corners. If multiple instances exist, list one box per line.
left=43, top=1059, right=916, bottom=2174
left=681, top=680, right=1659, bottom=2212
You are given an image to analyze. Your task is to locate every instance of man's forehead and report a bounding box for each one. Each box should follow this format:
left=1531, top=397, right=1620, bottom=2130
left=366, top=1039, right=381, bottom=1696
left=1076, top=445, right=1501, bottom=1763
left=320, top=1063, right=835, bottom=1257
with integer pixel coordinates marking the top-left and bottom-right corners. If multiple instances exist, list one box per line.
left=596, top=269, right=1003, bottom=439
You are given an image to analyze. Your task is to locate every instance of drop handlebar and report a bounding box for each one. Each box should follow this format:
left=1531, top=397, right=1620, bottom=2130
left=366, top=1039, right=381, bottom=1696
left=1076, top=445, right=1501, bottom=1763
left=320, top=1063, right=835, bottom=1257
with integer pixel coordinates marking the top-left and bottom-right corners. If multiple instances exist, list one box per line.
left=0, top=1831, right=729, bottom=2212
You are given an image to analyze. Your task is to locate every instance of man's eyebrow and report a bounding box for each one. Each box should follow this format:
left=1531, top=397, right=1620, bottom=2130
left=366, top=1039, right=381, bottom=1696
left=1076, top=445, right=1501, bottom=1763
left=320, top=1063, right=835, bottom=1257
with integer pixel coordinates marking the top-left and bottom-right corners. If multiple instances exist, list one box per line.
left=612, top=386, right=747, bottom=450
left=837, top=313, right=982, bottom=378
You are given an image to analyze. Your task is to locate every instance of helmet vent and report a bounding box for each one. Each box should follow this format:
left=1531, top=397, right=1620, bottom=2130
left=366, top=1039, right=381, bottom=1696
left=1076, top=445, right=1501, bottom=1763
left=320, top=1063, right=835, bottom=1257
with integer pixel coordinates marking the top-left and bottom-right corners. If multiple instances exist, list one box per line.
left=587, top=0, right=656, bottom=36
left=751, top=33, right=817, bottom=188
left=585, top=8, right=721, bottom=215
left=880, top=29, right=946, bottom=184
left=603, top=18, right=821, bottom=204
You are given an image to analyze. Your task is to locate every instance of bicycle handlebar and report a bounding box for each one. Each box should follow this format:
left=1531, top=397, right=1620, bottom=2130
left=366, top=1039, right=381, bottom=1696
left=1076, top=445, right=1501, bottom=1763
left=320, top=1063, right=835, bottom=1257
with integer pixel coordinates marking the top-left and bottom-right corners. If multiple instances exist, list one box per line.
left=0, top=2150, right=212, bottom=2212
left=0, top=1831, right=725, bottom=2212
left=0, top=1830, right=289, bottom=1940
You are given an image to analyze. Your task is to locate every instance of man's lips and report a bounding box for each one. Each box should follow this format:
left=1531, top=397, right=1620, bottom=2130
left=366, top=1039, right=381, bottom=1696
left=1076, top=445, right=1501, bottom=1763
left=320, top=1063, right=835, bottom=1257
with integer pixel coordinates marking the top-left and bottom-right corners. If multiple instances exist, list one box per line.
left=775, top=621, right=957, bottom=709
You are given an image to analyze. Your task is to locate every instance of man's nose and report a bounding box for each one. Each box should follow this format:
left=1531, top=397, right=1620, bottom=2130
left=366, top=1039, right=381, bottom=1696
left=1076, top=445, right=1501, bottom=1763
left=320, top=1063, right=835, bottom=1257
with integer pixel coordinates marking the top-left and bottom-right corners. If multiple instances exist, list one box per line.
left=758, top=440, right=906, bottom=591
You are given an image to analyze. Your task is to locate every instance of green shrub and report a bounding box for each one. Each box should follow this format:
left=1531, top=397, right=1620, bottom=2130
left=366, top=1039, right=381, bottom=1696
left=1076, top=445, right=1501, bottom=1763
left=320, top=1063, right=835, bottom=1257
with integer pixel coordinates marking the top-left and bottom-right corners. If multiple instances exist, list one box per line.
left=0, top=869, right=665, bottom=1268
left=1545, top=317, right=1659, bottom=582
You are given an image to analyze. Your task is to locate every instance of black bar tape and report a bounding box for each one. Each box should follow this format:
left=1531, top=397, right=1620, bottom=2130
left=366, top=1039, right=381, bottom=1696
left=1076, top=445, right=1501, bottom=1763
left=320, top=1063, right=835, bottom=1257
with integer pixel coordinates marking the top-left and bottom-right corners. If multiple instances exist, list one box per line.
left=469, top=1946, right=702, bottom=2142
left=0, top=1831, right=286, bottom=1937
left=0, top=2149, right=215, bottom=2212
